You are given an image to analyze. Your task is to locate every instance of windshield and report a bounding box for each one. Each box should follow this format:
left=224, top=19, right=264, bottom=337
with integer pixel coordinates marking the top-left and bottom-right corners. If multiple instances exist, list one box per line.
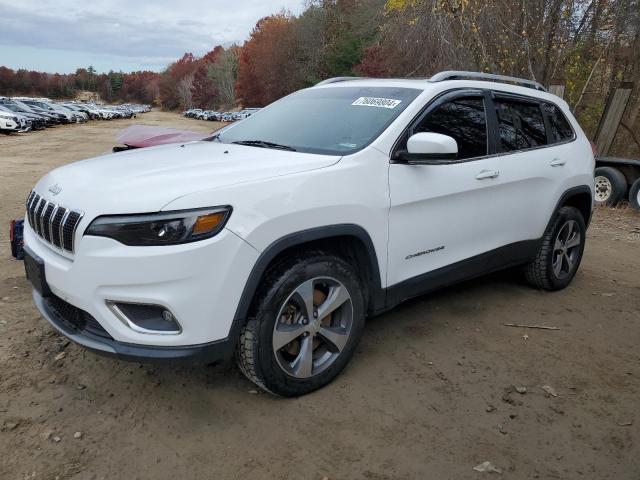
left=216, top=86, right=421, bottom=155
left=22, top=100, right=49, bottom=110
left=0, top=102, right=22, bottom=113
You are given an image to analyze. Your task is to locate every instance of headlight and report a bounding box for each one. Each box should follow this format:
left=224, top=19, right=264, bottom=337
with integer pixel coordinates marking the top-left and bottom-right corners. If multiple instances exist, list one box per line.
left=85, top=206, right=232, bottom=246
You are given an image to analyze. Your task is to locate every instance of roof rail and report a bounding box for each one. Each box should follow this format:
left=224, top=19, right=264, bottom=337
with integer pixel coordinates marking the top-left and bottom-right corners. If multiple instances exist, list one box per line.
left=429, top=71, right=547, bottom=92
left=316, top=76, right=367, bottom=86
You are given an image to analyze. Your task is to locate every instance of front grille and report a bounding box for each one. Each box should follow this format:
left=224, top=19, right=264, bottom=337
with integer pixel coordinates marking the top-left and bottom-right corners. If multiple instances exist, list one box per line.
left=26, top=190, right=83, bottom=253
left=45, top=294, right=113, bottom=340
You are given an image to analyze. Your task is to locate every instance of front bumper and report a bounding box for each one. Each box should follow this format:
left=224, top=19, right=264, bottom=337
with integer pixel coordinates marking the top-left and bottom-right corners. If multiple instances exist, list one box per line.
left=24, top=220, right=260, bottom=354
left=33, top=289, right=234, bottom=363
left=0, top=119, right=20, bottom=131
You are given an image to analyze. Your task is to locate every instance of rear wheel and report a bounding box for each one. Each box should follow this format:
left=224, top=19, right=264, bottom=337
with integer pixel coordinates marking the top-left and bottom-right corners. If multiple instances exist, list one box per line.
left=237, top=251, right=365, bottom=396
left=524, top=206, right=586, bottom=291
left=594, top=166, right=627, bottom=206
left=629, top=178, right=640, bottom=212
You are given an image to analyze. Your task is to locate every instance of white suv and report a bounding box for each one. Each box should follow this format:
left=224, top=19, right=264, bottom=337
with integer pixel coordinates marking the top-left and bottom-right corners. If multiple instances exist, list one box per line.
left=23, top=72, right=594, bottom=396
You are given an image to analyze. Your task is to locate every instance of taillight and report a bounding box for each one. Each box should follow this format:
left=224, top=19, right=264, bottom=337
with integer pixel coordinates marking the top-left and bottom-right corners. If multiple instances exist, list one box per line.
left=590, top=141, right=597, bottom=156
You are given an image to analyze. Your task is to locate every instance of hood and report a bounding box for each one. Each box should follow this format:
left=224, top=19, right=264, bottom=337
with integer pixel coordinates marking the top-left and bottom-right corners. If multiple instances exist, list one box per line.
left=34, top=140, right=340, bottom=216
left=0, top=111, right=25, bottom=121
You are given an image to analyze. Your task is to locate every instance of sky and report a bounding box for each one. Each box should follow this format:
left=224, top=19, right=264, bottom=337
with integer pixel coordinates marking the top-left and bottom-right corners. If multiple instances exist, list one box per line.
left=0, top=0, right=305, bottom=74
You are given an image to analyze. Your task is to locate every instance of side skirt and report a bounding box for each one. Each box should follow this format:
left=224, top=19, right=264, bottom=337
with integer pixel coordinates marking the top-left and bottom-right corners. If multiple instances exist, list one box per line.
left=383, top=239, right=540, bottom=311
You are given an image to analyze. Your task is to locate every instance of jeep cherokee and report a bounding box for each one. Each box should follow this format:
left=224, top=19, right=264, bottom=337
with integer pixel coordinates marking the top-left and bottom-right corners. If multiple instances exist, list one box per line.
left=23, top=71, right=594, bottom=396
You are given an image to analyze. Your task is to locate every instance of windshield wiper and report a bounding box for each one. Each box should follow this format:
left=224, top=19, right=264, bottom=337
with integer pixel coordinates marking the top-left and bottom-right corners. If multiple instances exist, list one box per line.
left=231, top=140, right=297, bottom=151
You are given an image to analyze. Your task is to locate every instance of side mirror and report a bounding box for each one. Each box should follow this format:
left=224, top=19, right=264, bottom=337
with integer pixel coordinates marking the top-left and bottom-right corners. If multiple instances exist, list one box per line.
left=396, top=132, right=458, bottom=165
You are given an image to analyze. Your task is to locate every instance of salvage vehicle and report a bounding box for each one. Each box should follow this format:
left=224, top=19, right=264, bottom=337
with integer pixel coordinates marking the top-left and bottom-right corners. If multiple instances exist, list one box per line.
left=236, top=108, right=261, bottom=120
left=184, top=108, right=203, bottom=118
left=594, top=158, right=640, bottom=211
left=57, top=104, right=88, bottom=123
left=1, top=98, right=59, bottom=126
left=23, top=72, right=594, bottom=396
left=17, top=98, right=75, bottom=123
left=0, top=110, right=28, bottom=133
left=0, top=104, right=46, bottom=130
left=61, top=103, right=93, bottom=120
left=6, top=98, right=67, bottom=125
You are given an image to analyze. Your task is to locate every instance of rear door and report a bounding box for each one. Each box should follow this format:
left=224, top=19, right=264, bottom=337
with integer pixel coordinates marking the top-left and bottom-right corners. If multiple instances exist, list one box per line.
left=489, top=93, right=564, bottom=240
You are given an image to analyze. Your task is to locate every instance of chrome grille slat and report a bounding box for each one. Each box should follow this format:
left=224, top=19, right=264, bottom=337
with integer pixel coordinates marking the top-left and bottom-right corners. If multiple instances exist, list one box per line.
left=26, top=190, right=83, bottom=254
left=60, top=209, right=71, bottom=251
left=28, top=194, right=40, bottom=229
left=51, top=207, right=67, bottom=248
left=48, top=205, right=58, bottom=243
left=26, top=191, right=35, bottom=209
left=62, top=212, right=82, bottom=252
left=27, top=192, right=40, bottom=229
left=42, top=204, right=55, bottom=242
left=35, top=200, right=47, bottom=236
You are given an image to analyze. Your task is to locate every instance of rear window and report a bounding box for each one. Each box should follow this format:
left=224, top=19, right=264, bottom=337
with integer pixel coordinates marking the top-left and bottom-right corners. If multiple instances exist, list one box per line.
left=543, top=103, right=574, bottom=143
left=495, top=98, right=547, bottom=152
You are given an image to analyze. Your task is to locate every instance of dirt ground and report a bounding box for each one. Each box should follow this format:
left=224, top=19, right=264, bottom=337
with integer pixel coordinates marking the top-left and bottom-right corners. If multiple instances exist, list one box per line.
left=1, top=111, right=639, bottom=480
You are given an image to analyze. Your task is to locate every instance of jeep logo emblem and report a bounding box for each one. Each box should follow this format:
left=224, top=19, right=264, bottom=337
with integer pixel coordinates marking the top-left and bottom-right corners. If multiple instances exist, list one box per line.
left=48, top=184, right=62, bottom=195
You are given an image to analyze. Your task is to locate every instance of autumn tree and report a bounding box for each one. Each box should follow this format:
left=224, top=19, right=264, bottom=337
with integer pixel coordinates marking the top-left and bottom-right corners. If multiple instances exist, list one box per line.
left=236, top=14, right=301, bottom=106
left=209, top=46, right=241, bottom=107
left=190, top=46, right=223, bottom=108
left=159, top=53, right=197, bottom=109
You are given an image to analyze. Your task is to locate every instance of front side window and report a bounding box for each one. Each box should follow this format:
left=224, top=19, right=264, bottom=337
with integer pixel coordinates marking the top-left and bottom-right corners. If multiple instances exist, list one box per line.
left=414, top=97, right=488, bottom=160
left=495, top=98, right=547, bottom=152
left=215, top=86, right=422, bottom=155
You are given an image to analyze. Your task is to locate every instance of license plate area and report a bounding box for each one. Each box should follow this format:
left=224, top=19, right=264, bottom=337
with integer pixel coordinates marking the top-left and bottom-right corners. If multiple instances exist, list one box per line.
left=24, top=246, right=51, bottom=297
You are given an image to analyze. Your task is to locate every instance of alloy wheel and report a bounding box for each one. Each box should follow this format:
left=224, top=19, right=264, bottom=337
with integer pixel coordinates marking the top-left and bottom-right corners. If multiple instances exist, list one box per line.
left=272, top=277, right=353, bottom=379
left=552, top=220, right=582, bottom=279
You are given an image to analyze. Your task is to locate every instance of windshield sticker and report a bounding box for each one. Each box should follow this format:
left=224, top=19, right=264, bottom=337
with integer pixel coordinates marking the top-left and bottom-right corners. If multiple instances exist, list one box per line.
left=352, top=97, right=402, bottom=109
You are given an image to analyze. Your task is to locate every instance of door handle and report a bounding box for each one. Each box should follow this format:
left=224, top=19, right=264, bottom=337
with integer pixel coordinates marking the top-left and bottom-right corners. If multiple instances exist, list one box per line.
left=476, top=169, right=500, bottom=180
left=550, top=158, right=566, bottom=167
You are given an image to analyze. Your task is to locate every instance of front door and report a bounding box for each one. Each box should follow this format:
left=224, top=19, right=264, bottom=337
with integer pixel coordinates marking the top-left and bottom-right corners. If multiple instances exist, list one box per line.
left=386, top=90, right=512, bottom=300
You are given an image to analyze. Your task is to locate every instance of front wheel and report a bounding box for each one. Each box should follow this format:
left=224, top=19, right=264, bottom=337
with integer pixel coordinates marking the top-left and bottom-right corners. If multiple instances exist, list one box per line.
left=237, top=251, right=365, bottom=396
left=524, top=206, right=586, bottom=291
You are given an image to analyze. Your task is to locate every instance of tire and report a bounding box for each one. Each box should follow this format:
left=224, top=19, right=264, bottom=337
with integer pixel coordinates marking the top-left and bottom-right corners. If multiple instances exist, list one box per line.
left=524, top=206, right=586, bottom=291
left=594, top=166, right=627, bottom=206
left=629, top=178, right=640, bottom=212
left=237, top=251, right=365, bottom=397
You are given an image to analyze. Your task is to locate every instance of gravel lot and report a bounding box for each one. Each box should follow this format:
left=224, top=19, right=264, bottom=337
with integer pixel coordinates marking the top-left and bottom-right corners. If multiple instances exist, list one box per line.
left=1, top=111, right=639, bottom=480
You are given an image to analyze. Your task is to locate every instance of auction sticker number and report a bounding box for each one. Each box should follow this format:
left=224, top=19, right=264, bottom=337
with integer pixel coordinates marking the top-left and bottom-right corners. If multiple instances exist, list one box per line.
left=352, top=97, right=402, bottom=109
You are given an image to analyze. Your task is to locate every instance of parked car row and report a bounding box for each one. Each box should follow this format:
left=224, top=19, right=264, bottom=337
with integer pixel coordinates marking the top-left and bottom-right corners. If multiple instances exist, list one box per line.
left=183, top=108, right=261, bottom=122
left=0, top=96, right=151, bottom=134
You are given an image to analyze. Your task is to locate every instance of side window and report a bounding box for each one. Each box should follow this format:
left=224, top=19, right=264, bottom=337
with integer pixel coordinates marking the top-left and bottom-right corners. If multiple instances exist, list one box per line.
left=543, top=103, right=574, bottom=143
left=495, top=98, right=547, bottom=152
left=414, top=97, right=487, bottom=160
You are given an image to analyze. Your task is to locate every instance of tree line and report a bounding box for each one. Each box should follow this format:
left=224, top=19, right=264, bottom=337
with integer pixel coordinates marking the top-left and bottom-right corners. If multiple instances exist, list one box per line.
left=0, top=66, right=160, bottom=105
left=1, top=0, right=638, bottom=150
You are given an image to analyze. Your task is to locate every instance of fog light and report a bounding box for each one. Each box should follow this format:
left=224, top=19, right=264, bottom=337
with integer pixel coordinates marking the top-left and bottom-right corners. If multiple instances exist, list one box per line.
left=107, top=301, right=181, bottom=335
